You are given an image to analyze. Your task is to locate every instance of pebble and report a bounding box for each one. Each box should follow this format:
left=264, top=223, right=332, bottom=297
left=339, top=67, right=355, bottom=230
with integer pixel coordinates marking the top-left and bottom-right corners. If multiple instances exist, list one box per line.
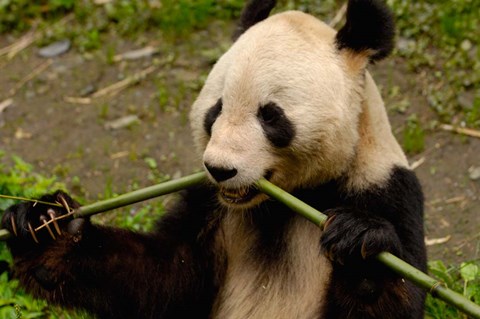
left=104, top=115, right=140, bottom=130
left=468, top=166, right=480, bottom=181
left=38, top=39, right=71, bottom=58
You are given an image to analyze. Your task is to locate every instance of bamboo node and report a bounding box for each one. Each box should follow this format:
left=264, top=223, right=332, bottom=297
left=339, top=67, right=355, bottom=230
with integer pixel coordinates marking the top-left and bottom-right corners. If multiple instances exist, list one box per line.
left=429, top=281, right=445, bottom=297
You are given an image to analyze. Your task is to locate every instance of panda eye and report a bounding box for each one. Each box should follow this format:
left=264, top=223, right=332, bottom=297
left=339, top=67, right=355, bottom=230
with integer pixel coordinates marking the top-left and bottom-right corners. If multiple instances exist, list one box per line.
left=258, top=102, right=280, bottom=124
left=204, top=98, right=223, bottom=136
left=257, top=102, right=295, bottom=148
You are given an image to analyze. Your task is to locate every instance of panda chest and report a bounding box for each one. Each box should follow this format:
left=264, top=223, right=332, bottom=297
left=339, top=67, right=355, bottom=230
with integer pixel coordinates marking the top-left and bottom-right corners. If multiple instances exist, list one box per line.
left=212, top=214, right=332, bottom=319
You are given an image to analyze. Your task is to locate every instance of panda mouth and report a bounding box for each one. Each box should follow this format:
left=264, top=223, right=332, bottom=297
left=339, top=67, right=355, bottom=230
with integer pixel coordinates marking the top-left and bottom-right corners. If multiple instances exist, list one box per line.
left=218, top=170, right=273, bottom=205
left=219, top=186, right=259, bottom=204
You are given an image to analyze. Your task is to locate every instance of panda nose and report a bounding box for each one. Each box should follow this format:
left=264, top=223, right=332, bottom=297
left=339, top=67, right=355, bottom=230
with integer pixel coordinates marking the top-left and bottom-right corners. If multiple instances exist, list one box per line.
left=204, top=163, right=238, bottom=182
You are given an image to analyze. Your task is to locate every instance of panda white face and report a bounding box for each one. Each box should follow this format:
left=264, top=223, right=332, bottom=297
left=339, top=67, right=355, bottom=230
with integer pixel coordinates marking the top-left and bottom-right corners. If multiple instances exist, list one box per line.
left=190, top=11, right=365, bottom=208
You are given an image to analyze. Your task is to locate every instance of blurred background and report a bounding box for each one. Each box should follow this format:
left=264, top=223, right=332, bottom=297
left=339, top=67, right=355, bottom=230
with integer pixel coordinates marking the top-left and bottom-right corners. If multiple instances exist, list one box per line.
left=0, top=0, right=478, bottom=317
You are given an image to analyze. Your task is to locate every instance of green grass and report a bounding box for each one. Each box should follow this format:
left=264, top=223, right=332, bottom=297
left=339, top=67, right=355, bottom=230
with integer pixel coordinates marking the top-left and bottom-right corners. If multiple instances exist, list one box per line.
left=425, top=260, right=480, bottom=319
left=403, top=114, right=425, bottom=155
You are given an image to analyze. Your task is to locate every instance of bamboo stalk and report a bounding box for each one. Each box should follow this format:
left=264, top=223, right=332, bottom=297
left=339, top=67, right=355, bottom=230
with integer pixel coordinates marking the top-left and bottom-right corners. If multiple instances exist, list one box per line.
left=0, top=173, right=479, bottom=317
left=0, top=172, right=206, bottom=241
left=256, top=178, right=480, bottom=319
left=75, top=172, right=206, bottom=217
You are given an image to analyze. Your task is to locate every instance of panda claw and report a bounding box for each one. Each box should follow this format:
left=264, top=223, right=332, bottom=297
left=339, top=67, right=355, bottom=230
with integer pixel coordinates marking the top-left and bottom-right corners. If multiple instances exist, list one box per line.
left=323, top=214, right=336, bottom=230
left=360, top=240, right=368, bottom=259
left=57, top=194, right=71, bottom=213
left=41, top=217, right=57, bottom=240
left=10, top=215, right=18, bottom=237
left=48, top=209, right=62, bottom=235
left=28, top=222, right=40, bottom=244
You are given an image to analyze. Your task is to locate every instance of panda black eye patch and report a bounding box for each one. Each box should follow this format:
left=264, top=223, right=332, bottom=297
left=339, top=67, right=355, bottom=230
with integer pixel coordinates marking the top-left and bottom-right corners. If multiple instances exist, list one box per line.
left=257, top=102, right=295, bottom=148
left=203, top=98, right=223, bottom=136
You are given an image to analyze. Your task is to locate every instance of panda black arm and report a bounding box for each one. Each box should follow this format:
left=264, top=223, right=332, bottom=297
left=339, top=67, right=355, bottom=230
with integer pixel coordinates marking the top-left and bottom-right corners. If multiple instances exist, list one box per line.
left=321, top=166, right=425, bottom=267
left=1, top=186, right=220, bottom=319
left=320, top=166, right=426, bottom=318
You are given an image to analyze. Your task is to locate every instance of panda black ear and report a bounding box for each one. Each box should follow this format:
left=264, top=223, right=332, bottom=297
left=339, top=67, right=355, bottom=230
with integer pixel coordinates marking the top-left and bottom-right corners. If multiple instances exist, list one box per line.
left=335, top=0, right=395, bottom=62
left=232, top=0, right=277, bottom=41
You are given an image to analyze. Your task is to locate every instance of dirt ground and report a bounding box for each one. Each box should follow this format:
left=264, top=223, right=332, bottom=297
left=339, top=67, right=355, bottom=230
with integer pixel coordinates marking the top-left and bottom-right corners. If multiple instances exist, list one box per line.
left=0, top=22, right=478, bottom=264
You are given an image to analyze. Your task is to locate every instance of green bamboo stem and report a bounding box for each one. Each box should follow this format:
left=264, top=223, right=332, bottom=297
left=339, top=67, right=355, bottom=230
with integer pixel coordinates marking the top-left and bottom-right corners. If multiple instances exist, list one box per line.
left=0, top=172, right=479, bottom=317
left=256, top=178, right=480, bottom=319
left=0, top=172, right=207, bottom=241
left=75, top=172, right=206, bottom=218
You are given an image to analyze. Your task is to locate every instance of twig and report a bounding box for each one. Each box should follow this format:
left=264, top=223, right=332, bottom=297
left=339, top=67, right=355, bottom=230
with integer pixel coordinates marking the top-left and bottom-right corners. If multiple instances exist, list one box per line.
left=64, top=65, right=157, bottom=104
left=410, top=157, right=425, bottom=170
left=0, top=194, right=63, bottom=207
left=110, top=151, right=129, bottom=160
left=92, top=65, right=157, bottom=98
left=0, top=98, right=13, bottom=113
left=329, top=2, right=348, bottom=28
left=113, top=46, right=159, bottom=62
left=8, top=59, right=53, bottom=96
left=440, top=124, right=480, bottom=139
left=425, top=235, right=451, bottom=246
left=0, top=31, right=38, bottom=60
left=444, top=196, right=466, bottom=205
left=94, top=0, right=113, bottom=4
left=63, top=96, right=92, bottom=105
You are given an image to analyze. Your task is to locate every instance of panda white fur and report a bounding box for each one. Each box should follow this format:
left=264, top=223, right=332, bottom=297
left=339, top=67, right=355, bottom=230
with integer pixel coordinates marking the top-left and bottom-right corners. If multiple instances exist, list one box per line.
left=2, top=0, right=426, bottom=318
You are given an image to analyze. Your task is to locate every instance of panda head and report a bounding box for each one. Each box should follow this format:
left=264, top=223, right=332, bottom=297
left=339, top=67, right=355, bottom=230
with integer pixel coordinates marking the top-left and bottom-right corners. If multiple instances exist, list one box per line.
left=190, top=0, right=395, bottom=209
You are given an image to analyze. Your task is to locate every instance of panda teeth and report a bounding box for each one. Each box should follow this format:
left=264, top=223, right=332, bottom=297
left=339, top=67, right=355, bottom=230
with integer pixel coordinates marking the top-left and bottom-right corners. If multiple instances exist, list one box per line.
left=222, top=187, right=248, bottom=199
left=219, top=185, right=261, bottom=205
left=219, top=186, right=252, bottom=203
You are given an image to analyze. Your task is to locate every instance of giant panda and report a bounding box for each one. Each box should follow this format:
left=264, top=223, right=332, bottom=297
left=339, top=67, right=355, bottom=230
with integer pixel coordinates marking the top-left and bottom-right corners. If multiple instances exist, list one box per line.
left=2, top=0, right=427, bottom=318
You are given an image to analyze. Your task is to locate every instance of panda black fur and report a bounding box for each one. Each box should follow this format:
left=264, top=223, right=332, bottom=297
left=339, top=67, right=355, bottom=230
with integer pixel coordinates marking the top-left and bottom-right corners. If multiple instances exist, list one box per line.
left=2, top=0, right=427, bottom=318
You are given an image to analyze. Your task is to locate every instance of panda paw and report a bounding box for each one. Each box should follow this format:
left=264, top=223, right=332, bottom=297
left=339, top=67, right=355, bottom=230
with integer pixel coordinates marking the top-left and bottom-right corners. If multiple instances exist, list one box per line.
left=320, top=209, right=402, bottom=265
left=1, top=191, right=86, bottom=254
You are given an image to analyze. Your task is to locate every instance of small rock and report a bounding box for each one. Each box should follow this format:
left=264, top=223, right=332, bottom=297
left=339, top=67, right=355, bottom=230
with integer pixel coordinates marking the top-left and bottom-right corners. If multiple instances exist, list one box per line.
left=105, top=115, right=140, bottom=130
left=460, top=39, right=472, bottom=52
left=38, top=39, right=71, bottom=58
left=468, top=166, right=480, bottom=181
